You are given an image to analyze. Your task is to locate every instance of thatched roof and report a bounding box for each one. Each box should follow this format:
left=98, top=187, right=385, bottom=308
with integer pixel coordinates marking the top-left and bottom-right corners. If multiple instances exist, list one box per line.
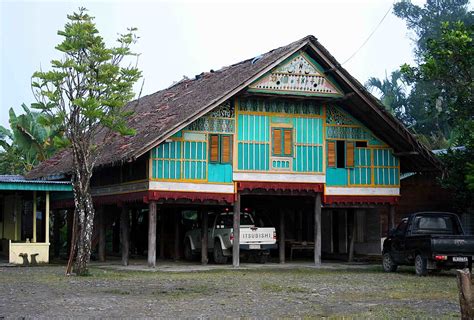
left=26, top=35, right=441, bottom=179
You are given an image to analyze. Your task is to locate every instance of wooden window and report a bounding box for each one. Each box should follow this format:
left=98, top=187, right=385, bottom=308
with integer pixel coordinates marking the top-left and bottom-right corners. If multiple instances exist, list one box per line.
left=221, top=135, right=232, bottom=164
left=346, top=141, right=355, bottom=168
left=327, top=141, right=336, bottom=167
left=328, top=140, right=355, bottom=168
left=210, top=134, right=219, bottom=163
left=209, top=134, right=232, bottom=164
left=272, top=128, right=293, bottom=157
left=283, top=129, right=292, bottom=156
left=272, top=128, right=282, bottom=156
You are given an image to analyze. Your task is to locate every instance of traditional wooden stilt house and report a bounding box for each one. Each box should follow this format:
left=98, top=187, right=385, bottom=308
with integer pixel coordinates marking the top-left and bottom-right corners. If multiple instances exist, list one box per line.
left=26, top=35, right=440, bottom=266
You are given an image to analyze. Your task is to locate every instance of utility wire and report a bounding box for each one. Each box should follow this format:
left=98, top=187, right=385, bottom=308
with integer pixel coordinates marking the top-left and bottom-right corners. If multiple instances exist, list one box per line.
left=341, top=2, right=394, bottom=65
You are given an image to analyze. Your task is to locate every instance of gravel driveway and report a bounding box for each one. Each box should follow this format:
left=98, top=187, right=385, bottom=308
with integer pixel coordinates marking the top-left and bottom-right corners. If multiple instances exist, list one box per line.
left=0, top=262, right=460, bottom=318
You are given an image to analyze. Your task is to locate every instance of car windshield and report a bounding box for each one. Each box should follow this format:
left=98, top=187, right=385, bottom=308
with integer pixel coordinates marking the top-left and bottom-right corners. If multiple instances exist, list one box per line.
left=412, top=215, right=459, bottom=234
left=216, top=212, right=255, bottom=228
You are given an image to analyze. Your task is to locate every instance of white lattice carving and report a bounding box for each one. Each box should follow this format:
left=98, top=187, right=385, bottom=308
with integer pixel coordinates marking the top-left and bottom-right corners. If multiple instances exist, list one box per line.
left=249, top=53, right=341, bottom=95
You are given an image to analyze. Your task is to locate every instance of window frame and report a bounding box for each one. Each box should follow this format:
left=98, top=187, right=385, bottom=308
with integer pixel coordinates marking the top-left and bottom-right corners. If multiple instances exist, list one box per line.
left=327, top=139, right=355, bottom=168
left=209, top=134, right=233, bottom=164
left=271, top=127, right=293, bottom=157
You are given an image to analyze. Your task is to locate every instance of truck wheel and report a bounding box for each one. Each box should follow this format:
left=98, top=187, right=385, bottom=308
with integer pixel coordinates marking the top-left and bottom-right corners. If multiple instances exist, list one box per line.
left=382, top=253, right=398, bottom=272
left=184, top=239, right=194, bottom=261
left=257, top=254, right=268, bottom=264
left=213, top=239, right=228, bottom=264
left=415, top=254, right=428, bottom=276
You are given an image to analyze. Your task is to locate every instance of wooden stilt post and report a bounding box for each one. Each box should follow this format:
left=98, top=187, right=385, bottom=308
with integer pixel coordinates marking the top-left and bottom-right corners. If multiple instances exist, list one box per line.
left=279, top=209, right=285, bottom=264
left=233, top=192, right=241, bottom=268
left=98, top=206, right=106, bottom=262
left=66, top=209, right=73, bottom=256
left=297, top=210, right=303, bottom=242
left=159, top=211, right=165, bottom=259
left=148, top=201, right=157, bottom=268
left=174, top=210, right=180, bottom=261
left=45, top=191, right=50, bottom=245
left=314, top=193, right=322, bottom=266
left=53, top=211, right=61, bottom=258
left=112, top=214, right=120, bottom=254
left=130, top=209, right=137, bottom=257
left=348, top=210, right=357, bottom=262
left=201, top=209, right=208, bottom=265
left=389, top=205, right=396, bottom=230
left=121, top=205, right=130, bottom=266
left=32, top=191, right=37, bottom=243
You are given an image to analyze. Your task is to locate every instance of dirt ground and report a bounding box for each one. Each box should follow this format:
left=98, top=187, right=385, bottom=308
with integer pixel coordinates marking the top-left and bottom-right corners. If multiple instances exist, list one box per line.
left=0, top=262, right=460, bottom=318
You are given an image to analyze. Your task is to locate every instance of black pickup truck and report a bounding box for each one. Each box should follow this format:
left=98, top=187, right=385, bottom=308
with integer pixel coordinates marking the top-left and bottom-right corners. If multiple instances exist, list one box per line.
left=382, top=212, right=474, bottom=276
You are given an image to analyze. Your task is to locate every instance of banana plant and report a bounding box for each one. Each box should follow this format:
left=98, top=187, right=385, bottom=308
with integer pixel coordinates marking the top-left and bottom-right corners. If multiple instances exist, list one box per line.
left=0, top=104, right=62, bottom=173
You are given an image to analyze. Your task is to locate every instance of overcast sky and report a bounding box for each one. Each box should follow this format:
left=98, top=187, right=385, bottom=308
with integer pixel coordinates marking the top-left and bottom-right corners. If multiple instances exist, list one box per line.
left=0, top=0, right=424, bottom=129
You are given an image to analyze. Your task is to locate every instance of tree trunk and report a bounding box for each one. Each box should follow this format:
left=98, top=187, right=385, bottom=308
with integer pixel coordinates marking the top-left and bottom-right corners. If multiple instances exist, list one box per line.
left=457, top=268, right=474, bottom=319
left=70, top=150, right=95, bottom=276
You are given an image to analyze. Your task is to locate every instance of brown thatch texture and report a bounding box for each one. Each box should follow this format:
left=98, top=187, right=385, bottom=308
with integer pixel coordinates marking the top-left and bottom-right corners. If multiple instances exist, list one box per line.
left=26, top=35, right=440, bottom=179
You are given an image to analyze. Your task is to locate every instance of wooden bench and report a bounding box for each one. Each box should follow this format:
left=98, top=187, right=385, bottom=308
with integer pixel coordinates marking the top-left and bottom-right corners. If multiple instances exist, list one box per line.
left=289, top=241, right=315, bottom=261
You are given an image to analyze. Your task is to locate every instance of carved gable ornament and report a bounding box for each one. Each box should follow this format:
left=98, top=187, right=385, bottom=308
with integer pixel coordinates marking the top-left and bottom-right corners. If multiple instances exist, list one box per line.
left=249, top=52, right=342, bottom=96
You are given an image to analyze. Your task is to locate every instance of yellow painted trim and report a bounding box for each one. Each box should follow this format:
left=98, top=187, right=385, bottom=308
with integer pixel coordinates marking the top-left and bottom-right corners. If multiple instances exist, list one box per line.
left=94, top=179, right=149, bottom=189
left=150, top=178, right=232, bottom=185
left=326, top=193, right=400, bottom=197
left=233, top=170, right=325, bottom=175
left=233, top=178, right=324, bottom=183
left=93, top=188, right=149, bottom=197
left=343, top=184, right=400, bottom=188
left=322, top=104, right=327, bottom=174
left=270, top=122, right=293, bottom=128
left=148, top=151, right=153, bottom=180
left=149, top=188, right=234, bottom=195
left=237, top=140, right=269, bottom=145
left=295, top=143, right=323, bottom=147
left=369, top=148, right=375, bottom=185
left=238, top=110, right=324, bottom=119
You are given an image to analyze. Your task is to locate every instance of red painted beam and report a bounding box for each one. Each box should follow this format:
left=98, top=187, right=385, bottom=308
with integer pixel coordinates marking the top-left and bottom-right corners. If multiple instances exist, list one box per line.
left=237, top=181, right=324, bottom=193
left=147, top=190, right=234, bottom=204
left=323, top=195, right=400, bottom=205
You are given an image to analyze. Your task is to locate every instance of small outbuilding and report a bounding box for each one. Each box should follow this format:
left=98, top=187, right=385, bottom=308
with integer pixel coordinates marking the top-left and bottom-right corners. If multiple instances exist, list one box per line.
left=0, top=175, right=72, bottom=264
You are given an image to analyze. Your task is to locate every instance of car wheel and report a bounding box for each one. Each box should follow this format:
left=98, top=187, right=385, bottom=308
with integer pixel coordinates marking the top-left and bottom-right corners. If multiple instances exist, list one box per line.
left=213, top=239, right=228, bottom=264
left=382, top=253, right=398, bottom=272
left=184, top=239, right=194, bottom=261
left=415, top=254, right=428, bottom=276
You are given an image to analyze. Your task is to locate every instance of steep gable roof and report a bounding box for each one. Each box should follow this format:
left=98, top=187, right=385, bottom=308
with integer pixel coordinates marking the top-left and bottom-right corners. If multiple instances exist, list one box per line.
left=26, top=35, right=441, bottom=179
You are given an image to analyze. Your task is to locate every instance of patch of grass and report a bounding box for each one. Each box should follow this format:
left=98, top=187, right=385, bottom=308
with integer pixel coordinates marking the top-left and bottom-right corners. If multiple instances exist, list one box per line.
left=102, top=288, right=131, bottom=295
left=349, top=303, right=445, bottom=319
left=261, top=282, right=307, bottom=293
left=152, top=284, right=213, bottom=299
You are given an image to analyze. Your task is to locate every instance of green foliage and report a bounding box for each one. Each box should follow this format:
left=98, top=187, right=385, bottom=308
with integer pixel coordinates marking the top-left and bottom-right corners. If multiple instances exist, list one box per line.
left=393, top=0, right=473, bottom=149
left=0, top=104, right=60, bottom=174
left=438, top=148, right=474, bottom=211
left=365, top=71, right=410, bottom=123
left=394, top=0, right=473, bottom=61
left=402, top=21, right=474, bottom=196
left=30, top=7, right=142, bottom=276
left=388, top=1, right=474, bottom=209
left=31, top=7, right=142, bottom=147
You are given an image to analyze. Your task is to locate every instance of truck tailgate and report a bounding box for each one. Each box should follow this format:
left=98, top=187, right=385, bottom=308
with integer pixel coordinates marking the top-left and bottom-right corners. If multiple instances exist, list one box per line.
left=239, top=227, right=276, bottom=244
left=432, top=236, right=474, bottom=254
